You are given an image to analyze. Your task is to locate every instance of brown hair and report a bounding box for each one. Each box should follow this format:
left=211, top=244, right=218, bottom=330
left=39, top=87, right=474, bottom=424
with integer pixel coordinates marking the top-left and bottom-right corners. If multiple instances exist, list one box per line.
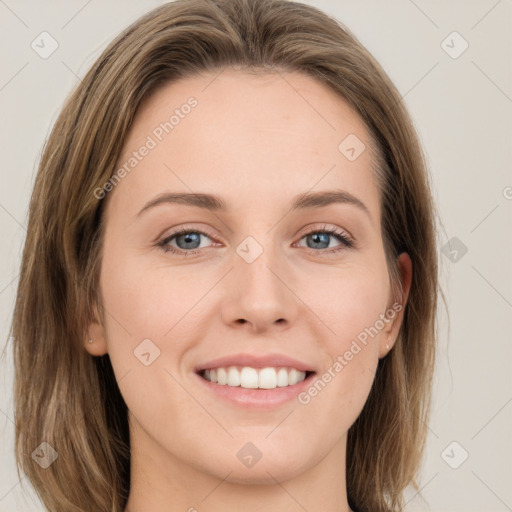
left=8, top=0, right=440, bottom=511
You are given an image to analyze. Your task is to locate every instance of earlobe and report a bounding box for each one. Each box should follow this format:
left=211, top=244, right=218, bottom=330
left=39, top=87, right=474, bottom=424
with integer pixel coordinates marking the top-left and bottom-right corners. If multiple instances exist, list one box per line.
left=84, top=320, right=109, bottom=356
left=379, top=333, right=394, bottom=359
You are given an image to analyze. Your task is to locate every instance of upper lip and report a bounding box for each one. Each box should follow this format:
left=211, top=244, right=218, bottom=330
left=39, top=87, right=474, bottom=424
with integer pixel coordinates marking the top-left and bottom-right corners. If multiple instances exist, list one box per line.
left=195, top=353, right=316, bottom=373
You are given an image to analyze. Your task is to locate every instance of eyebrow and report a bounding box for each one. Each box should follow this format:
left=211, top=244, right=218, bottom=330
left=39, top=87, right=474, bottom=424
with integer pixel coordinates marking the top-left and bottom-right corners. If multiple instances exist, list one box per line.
left=136, top=189, right=370, bottom=218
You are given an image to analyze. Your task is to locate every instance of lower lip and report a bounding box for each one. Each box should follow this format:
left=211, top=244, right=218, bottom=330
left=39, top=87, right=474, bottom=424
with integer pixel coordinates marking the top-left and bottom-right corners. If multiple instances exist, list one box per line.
left=194, top=371, right=317, bottom=409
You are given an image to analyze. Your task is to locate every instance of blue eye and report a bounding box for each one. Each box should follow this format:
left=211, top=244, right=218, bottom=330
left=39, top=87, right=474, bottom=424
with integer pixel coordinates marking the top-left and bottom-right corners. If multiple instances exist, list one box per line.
left=158, top=225, right=354, bottom=256
left=297, top=227, right=354, bottom=253
left=158, top=228, right=215, bottom=256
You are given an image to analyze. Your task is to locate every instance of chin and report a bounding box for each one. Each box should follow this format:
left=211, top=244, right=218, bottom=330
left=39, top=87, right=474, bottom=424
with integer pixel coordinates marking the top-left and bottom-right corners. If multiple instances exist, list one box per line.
left=197, top=444, right=312, bottom=485
left=219, top=462, right=306, bottom=486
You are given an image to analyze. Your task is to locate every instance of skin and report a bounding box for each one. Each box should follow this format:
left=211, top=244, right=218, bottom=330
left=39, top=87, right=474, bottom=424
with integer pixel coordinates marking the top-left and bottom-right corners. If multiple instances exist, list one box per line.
left=86, top=69, right=412, bottom=512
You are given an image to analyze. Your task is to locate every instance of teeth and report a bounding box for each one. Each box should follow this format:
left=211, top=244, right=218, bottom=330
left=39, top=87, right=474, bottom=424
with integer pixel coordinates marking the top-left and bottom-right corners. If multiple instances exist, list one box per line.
left=288, top=368, right=299, bottom=385
left=227, top=366, right=241, bottom=386
left=258, top=367, right=276, bottom=389
left=241, top=367, right=259, bottom=388
left=276, top=368, right=288, bottom=387
left=202, top=366, right=308, bottom=389
left=217, top=368, right=227, bottom=385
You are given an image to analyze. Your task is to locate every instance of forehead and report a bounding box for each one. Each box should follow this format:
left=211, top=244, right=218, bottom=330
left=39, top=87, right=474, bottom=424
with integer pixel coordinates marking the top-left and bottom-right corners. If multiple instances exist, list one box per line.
left=108, top=69, right=381, bottom=223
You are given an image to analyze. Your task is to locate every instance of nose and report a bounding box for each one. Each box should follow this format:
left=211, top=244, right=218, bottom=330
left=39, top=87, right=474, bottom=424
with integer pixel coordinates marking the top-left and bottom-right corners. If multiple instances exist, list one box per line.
left=221, top=239, right=298, bottom=334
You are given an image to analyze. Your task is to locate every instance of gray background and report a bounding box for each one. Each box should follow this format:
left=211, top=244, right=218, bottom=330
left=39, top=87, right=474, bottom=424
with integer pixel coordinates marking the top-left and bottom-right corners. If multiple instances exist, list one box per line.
left=1, top=1, right=511, bottom=511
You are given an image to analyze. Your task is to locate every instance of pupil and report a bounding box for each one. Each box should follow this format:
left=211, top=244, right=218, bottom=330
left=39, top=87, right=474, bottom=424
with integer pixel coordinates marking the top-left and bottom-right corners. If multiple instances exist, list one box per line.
left=179, top=232, right=200, bottom=249
left=310, top=233, right=328, bottom=249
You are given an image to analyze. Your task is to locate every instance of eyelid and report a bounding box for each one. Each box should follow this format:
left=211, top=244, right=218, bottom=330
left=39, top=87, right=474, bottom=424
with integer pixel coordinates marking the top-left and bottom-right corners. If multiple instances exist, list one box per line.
left=158, top=225, right=219, bottom=250
left=295, top=223, right=354, bottom=244
left=157, top=224, right=218, bottom=243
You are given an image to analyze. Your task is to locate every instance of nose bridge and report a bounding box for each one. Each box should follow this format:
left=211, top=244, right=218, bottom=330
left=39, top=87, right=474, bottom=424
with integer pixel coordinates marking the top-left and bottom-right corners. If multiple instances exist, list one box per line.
left=235, top=232, right=283, bottom=299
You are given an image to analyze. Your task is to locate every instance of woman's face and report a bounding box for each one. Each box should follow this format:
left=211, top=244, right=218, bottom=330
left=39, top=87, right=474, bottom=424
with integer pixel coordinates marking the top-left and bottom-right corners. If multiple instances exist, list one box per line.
left=87, top=69, right=411, bottom=486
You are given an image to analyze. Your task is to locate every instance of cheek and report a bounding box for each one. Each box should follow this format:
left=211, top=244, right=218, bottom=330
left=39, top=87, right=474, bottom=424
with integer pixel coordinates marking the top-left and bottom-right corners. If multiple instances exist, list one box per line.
left=294, top=263, right=389, bottom=405
left=297, top=263, right=390, bottom=344
left=100, top=251, right=208, bottom=339
left=97, top=255, right=207, bottom=430
left=294, top=270, right=387, bottom=431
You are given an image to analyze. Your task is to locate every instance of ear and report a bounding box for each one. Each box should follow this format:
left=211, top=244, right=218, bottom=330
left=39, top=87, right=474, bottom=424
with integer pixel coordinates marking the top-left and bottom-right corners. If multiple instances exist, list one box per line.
left=84, top=303, right=109, bottom=356
left=379, top=252, right=412, bottom=358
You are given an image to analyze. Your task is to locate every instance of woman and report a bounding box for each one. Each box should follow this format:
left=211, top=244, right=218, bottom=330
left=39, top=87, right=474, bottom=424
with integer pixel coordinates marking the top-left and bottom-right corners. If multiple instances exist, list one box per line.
left=10, top=0, right=439, bottom=511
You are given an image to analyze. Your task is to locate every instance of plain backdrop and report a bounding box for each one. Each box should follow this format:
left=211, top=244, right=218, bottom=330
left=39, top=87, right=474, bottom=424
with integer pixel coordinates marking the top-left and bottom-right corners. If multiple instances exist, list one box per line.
left=0, top=1, right=511, bottom=511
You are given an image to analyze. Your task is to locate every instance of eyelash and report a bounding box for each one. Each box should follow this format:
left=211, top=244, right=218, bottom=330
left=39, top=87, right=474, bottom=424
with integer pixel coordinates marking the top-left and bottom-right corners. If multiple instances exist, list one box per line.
left=157, top=225, right=354, bottom=257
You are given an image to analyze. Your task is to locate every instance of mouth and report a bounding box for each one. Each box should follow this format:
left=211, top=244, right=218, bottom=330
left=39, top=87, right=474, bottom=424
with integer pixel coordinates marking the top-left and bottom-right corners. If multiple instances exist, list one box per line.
left=193, top=353, right=318, bottom=408
left=194, top=366, right=317, bottom=409
left=196, top=366, right=316, bottom=390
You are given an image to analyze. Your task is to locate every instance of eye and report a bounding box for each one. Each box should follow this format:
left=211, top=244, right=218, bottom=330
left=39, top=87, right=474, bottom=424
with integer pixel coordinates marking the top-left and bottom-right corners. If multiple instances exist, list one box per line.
left=295, top=225, right=354, bottom=254
left=157, top=224, right=354, bottom=257
left=158, top=228, right=218, bottom=256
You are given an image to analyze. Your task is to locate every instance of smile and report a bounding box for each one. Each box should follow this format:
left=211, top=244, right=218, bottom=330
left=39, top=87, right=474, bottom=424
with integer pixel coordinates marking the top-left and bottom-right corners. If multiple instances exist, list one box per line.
left=199, top=366, right=313, bottom=389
